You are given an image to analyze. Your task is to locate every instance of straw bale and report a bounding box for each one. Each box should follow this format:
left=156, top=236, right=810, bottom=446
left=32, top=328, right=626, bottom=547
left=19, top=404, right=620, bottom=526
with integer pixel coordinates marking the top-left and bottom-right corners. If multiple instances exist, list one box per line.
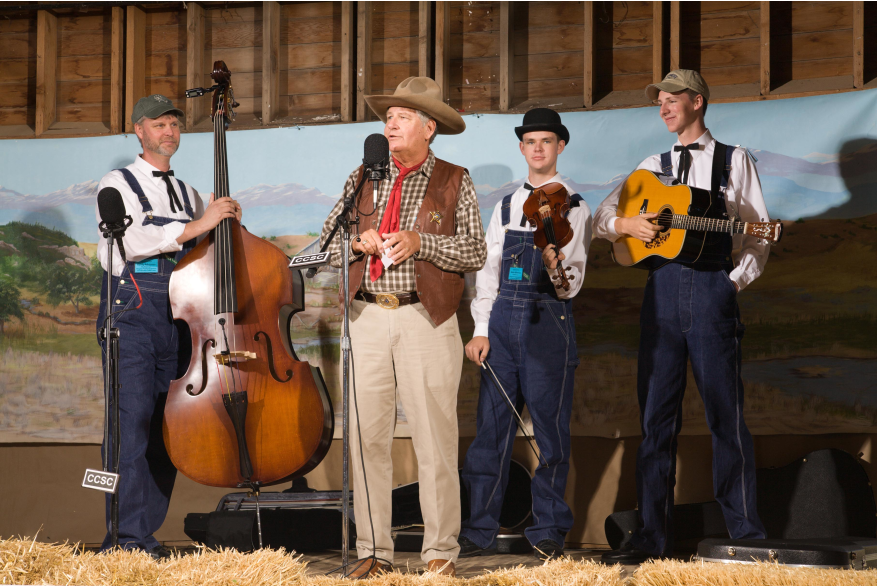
left=633, top=558, right=877, bottom=586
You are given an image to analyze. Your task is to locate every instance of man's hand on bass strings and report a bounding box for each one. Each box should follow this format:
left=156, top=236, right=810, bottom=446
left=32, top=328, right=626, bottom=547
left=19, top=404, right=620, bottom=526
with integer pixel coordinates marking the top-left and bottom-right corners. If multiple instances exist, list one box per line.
left=617, top=213, right=660, bottom=242
left=466, top=336, right=490, bottom=367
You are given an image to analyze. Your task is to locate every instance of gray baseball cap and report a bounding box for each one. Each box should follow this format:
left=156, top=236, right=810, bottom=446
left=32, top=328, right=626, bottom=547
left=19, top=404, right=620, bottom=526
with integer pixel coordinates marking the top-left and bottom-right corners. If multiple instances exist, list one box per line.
left=131, top=94, right=185, bottom=124
left=645, top=69, right=710, bottom=102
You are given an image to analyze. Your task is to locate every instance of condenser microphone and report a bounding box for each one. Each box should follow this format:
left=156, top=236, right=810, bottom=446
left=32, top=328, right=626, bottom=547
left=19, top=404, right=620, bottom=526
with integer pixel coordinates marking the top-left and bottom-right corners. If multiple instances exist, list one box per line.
left=98, top=187, right=133, bottom=260
left=362, top=133, right=389, bottom=194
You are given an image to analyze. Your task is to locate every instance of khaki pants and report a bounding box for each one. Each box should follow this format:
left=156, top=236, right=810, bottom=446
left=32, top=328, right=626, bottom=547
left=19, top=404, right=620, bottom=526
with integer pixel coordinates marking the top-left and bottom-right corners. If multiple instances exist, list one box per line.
left=347, top=299, right=463, bottom=564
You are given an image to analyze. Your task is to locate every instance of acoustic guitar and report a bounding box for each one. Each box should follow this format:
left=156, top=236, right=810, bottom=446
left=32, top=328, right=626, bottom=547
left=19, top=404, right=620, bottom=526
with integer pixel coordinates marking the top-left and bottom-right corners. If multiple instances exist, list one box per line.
left=611, top=169, right=783, bottom=269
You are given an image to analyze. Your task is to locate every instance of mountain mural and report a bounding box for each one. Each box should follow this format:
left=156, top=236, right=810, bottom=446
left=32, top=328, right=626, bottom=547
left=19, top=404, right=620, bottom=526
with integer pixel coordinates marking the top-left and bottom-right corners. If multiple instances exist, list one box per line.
left=1, top=141, right=876, bottom=243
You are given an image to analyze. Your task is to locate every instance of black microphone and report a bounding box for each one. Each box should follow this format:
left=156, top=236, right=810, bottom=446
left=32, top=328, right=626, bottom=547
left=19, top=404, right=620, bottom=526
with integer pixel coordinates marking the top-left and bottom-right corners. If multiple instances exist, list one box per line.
left=363, top=133, right=389, bottom=195
left=98, top=187, right=133, bottom=261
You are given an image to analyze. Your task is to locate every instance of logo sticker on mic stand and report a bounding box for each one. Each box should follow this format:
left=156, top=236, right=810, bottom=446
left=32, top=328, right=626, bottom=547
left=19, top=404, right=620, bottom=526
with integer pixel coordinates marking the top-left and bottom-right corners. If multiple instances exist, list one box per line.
left=82, top=468, right=120, bottom=494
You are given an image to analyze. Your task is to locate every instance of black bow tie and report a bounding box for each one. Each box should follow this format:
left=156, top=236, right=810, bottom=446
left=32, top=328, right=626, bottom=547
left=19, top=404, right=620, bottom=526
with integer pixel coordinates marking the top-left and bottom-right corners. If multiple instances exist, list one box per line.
left=673, top=143, right=701, bottom=185
left=153, top=170, right=184, bottom=213
left=520, top=183, right=536, bottom=226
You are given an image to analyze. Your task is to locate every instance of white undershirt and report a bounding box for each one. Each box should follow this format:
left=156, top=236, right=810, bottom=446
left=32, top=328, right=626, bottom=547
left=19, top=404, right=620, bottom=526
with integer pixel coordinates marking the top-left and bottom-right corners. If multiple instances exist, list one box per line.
left=593, top=129, right=771, bottom=291
left=96, top=155, right=205, bottom=276
left=471, top=173, right=593, bottom=339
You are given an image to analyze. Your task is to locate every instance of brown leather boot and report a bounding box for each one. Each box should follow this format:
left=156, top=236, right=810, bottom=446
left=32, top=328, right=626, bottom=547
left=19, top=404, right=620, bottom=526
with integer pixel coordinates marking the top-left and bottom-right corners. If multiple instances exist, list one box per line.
left=427, top=559, right=456, bottom=577
left=348, top=559, right=389, bottom=579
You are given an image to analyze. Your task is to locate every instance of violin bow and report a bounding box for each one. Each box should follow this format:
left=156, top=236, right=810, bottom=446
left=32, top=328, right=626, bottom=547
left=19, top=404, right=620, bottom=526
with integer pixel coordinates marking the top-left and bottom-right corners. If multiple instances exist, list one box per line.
left=481, top=360, right=549, bottom=469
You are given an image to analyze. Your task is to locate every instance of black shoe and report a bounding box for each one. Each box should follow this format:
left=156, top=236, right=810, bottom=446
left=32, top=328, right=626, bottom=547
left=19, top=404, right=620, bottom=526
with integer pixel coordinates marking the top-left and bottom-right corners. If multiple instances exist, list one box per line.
left=601, top=543, right=656, bottom=565
left=458, top=535, right=497, bottom=558
left=147, top=545, right=173, bottom=561
left=533, top=539, right=564, bottom=561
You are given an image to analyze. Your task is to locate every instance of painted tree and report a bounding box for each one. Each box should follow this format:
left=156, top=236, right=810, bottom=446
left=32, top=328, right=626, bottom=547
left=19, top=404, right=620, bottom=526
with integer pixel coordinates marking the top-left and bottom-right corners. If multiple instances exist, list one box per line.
left=43, top=261, right=101, bottom=314
left=0, top=278, right=24, bottom=335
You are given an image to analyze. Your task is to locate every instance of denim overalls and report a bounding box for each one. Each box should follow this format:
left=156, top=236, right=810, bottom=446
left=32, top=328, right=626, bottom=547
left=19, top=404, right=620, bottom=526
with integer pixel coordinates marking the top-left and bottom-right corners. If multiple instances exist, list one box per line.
left=460, top=193, right=580, bottom=549
left=632, top=144, right=766, bottom=557
left=95, top=168, right=195, bottom=552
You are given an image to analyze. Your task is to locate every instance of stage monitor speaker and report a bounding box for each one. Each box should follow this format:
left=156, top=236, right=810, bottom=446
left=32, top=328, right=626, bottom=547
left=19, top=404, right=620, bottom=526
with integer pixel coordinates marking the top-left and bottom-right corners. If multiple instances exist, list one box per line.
left=605, top=448, right=877, bottom=550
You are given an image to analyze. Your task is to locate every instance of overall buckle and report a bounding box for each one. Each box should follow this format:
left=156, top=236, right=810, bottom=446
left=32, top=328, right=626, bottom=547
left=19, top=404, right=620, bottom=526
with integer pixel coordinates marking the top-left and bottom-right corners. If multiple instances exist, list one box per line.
left=376, top=293, right=400, bottom=310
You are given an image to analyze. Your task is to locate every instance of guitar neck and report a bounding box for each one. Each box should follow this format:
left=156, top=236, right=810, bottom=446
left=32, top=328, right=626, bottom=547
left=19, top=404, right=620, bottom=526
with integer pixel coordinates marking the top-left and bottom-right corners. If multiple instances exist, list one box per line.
left=670, top=214, right=744, bottom=234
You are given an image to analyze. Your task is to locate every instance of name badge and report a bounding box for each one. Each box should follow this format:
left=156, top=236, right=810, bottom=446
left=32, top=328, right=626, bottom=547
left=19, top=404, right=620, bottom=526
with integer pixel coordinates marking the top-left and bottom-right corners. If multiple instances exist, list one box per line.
left=508, top=267, right=523, bottom=281
left=134, top=258, right=158, bottom=274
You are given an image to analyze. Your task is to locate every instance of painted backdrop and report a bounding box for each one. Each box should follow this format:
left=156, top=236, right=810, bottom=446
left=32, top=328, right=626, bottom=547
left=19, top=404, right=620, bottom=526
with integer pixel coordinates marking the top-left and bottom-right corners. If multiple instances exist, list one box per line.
left=1, top=89, right=876, bottom=443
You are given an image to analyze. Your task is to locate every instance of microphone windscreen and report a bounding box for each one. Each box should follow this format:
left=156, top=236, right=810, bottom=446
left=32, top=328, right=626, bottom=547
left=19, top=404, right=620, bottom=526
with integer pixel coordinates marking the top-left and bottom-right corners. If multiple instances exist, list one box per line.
left=98, top=187, right=127, bottom=225
left=363, top=133, right=389, bottom=166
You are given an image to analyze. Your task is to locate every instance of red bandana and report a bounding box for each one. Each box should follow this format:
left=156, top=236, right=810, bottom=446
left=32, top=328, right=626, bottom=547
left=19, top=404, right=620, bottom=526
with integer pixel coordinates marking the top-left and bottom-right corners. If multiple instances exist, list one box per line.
left=369, top=156, right=427, bottom=282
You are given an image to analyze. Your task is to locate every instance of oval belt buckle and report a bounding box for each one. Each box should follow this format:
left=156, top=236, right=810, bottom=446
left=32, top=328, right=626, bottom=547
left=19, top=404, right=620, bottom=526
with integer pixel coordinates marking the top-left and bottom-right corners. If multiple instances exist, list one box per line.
left=376, top=293, right=400, bottom=310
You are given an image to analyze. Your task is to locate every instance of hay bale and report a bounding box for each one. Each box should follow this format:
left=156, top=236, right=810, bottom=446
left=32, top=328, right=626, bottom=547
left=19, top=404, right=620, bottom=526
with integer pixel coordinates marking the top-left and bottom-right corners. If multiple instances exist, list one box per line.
left=633, top=558, right=877, bottom=586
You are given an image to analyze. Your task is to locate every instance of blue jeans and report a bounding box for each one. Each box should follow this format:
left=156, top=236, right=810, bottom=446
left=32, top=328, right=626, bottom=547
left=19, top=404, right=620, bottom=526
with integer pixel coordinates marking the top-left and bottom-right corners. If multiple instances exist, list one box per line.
left=632, top=263, right=765, bottom=556
left=96, top=271, right=183, bottom=551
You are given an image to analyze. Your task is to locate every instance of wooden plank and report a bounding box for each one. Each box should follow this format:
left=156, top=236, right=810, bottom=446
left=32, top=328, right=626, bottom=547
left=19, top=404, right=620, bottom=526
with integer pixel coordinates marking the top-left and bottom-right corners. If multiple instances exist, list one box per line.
left=653, top=1, right=664, bottom=83
left=760, top=1, right=770, bottom=95
left=59, top=30, right=111, bottom=58
left=670, top=1, right=679, bottom=71
left=514, top=1, right=584, bottom=29
left=280, top=13, right=342, bottom=45
left=289, top=42, right=340, bottom=69
left=285, top=2, right=341, bottom=20
left=583, top=1, right=593, bottom=107
left=357, top=1, right=373, bottom=121
left=773, top=29, right=854, bottom=62
left=262, top=1, right=281, bottom=124
left=341, top=1, right=354, bottom=122
left=0, top=84, right=30, bottom=108
left=770, top=1, right=853, bottom=35
left=0, top=33, right=34, bottom=59
left=853, top=0, right=864, bottom=88
left=110, top=6, right=123, bottom=134
left=453, top=31, right=499, bottom=59
left=204, top=19, right=263, bottom=50
left=0, top=61, right=32, bottom=84
left=450, top=3, right=500, bottom=34
left=146, top=53, right=183, bottom=79
left=186, top=2, right=205, bottom=132
left=771, top=56, right=852, bottom=81
left=686, top=37, right=760, bottom=68
left=500, top=1, right=512, bottom=111
left=373, top=7, right=419, bottom=38
left=372, top=62, right=420, bottom=92
left=680, top=11, right=761, bottom=42
left=125, top=5, right=145, bottom=133
left=57, top=55, right=110, bottom=81
left=57, top=79, right=110, bottom=104
left=435, top=1, right=451, bottom=101
left=372, top=37, right=417, bottom=64
left=418, top=1, right=432, bottom=77
left=287, top=68, right=339, bottom=94
left=36, top=10, right=58, bottom=136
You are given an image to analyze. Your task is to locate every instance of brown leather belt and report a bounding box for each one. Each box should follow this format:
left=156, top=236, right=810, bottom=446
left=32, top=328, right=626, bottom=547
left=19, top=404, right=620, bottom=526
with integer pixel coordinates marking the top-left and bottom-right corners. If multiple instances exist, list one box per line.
left=355, top=291, right=419, bottom=310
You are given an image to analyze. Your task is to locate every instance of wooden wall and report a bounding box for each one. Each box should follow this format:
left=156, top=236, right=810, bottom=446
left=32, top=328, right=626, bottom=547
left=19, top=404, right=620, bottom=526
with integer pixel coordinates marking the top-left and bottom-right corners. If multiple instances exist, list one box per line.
left=1, top=0, right=876, bottom=139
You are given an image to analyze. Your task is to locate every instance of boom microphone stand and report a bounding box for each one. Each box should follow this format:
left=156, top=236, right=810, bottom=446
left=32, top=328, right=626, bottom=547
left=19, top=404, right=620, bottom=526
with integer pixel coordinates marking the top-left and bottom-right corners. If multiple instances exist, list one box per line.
left=313, top=173, right=369, bottom=568
left=97, top=216, right=131, bottom=548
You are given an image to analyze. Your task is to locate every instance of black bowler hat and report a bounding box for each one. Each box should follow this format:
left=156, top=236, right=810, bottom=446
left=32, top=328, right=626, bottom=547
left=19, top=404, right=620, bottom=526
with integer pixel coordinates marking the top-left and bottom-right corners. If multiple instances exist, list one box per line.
left=515, top=108, right=570, bottom=145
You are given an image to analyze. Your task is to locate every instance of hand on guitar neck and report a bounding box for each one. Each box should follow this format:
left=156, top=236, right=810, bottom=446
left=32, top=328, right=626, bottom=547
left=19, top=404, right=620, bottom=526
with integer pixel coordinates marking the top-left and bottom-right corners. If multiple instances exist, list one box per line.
left=615, top=213, right=661, bottom=242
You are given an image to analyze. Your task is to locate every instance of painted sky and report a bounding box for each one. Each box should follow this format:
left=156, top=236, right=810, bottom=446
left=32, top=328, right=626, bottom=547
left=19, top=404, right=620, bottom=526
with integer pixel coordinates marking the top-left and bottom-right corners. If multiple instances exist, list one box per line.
left=1, top=88, right=876, bottom=241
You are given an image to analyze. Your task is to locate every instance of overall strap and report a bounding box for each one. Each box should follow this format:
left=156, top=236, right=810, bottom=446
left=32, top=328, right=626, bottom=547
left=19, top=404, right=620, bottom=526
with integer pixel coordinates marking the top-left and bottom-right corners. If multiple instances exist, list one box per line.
left=176, top=181, right=195, bottom=219
left=660, top=151, right=673, bottom=176
left=116, top=168, right=153, bottom=216
left=501, top=193, right=514, bottom=226
left=710, top=142, right=736, bottom=194
left=569, top=193, right=583, bottom=208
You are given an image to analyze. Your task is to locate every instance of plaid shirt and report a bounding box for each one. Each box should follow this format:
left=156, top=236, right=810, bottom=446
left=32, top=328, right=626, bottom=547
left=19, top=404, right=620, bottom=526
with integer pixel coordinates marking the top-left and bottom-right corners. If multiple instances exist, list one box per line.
left=321, top=149, right=486, bottom=294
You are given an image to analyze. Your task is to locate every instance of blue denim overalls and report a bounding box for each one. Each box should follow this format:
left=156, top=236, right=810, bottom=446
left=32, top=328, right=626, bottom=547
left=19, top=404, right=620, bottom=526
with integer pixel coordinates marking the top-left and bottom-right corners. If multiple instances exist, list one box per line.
left=632, top=144, right=766, bottom=557
left=95, top=168, right=195, bottom=552
left=460, top=193, right=580, bottom=549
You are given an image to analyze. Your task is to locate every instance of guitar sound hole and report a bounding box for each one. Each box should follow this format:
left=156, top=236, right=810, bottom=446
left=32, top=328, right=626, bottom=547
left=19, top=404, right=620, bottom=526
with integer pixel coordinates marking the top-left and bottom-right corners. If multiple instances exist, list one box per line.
left=657, top=207, right=673, bottom=233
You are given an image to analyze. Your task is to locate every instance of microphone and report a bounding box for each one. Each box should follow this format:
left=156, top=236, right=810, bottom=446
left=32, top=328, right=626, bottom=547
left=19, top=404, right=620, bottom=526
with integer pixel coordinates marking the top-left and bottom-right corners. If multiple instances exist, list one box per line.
left=98, top=187, right=133, bottom=261
left=362, top=133, right=389, bottom=195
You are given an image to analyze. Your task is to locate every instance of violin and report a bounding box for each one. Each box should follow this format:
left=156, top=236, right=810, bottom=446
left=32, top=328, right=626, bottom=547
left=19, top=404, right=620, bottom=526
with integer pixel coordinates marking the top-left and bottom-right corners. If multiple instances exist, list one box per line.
left=163, top=61, right=333, bottom=490
left=522, top=182, right=574, bottom=291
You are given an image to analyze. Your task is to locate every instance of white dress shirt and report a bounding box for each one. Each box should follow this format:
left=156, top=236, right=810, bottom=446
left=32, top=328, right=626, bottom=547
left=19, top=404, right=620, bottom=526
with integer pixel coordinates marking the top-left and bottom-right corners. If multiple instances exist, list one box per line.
left=96, top=155, right=205, bottom=276
left=471, top=173, right=593, bottom=338
left=593, top=129, right=771, bottom=291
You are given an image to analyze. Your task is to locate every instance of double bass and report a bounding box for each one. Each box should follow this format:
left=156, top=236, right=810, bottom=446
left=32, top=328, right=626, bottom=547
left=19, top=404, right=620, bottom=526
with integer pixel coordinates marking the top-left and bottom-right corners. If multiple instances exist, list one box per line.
left=163, top=62, right=333, bottom=489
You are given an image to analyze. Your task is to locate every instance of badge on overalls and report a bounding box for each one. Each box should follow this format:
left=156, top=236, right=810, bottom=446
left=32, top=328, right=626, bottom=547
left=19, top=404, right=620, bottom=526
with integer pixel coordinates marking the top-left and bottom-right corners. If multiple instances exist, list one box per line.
left=508, top=267, right=523, bottom=280
left=134, top=258, right=158, bottom=273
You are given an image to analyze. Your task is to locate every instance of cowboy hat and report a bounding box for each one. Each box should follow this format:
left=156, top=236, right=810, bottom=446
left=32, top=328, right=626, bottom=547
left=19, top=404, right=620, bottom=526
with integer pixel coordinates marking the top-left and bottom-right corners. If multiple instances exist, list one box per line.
left=365, top=77, right=466, bottom=135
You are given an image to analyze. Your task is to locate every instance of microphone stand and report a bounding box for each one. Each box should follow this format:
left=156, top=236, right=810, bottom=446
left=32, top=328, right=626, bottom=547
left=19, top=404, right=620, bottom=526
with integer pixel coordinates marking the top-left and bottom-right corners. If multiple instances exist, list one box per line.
left=98, top=219, right=126, bottom=548
left=316, top=173, right=369, bottom=569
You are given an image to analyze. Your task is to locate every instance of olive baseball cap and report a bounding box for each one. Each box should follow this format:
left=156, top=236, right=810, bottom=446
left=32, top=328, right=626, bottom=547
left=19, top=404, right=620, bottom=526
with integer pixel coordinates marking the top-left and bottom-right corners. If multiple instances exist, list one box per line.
left=645, top=69, right=710, bottom=102
left=131, top=94, right=185, bottom=124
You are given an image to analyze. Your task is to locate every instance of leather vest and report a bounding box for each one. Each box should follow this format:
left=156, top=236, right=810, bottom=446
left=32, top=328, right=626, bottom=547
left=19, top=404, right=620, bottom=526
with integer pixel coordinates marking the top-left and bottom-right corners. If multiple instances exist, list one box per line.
left=342, top=157, right=466, bottom=326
